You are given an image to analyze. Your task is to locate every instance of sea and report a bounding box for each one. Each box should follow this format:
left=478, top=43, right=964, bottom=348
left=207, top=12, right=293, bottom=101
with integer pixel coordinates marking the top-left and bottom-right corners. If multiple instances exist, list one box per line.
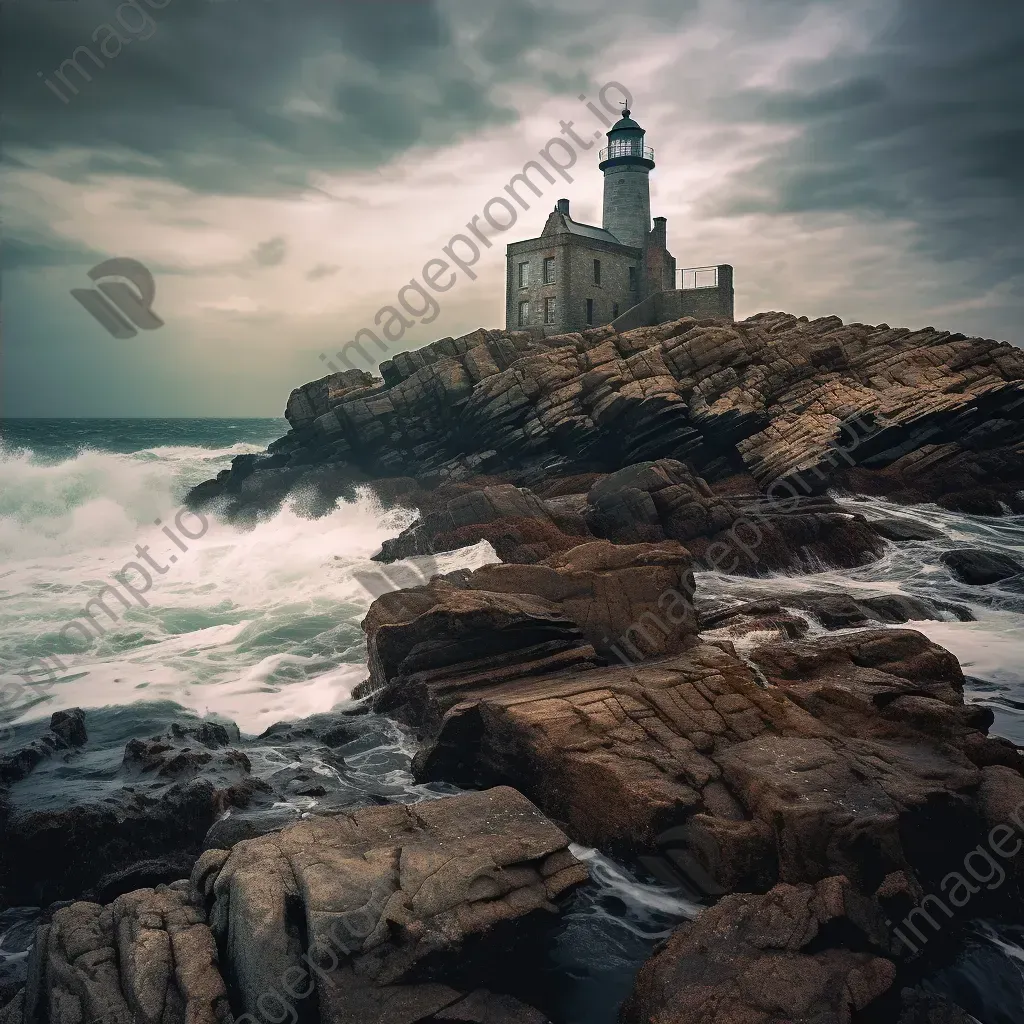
left=1, top=418, right=1024, bottom=1023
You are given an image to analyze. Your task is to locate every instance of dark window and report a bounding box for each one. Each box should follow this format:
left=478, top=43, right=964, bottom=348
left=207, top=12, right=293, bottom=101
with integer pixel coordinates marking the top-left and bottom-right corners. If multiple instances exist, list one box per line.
left=543, top=257, right=556, bottom=284
left=593, top=259, right=601, bottom=285
left=518, top=262, right=530, bottom=287
left=612, top=303, right=619, bottom=319
left=518, top=300, right=529, bottom=327
left=629, top=267, right=637, bottom=291
left=586, top=299, right=594, bottom=325
left=544, top=296, right=556, bottom=325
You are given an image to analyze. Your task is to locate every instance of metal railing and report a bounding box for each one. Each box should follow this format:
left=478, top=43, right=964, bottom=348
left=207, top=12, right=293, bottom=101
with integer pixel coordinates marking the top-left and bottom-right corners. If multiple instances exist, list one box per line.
left=599, top=143, right=655, bottom=162
left=678, top=266, right=719, bottom=290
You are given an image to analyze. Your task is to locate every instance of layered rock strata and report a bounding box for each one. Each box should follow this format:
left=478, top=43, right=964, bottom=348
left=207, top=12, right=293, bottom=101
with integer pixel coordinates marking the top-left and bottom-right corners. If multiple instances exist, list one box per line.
left=188, top=312, right=1024, bottom=517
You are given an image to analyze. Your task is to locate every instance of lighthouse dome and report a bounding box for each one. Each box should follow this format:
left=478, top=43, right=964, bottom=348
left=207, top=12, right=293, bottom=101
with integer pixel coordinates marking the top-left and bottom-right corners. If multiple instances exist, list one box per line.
left=608, top=108, right=642, bottom=132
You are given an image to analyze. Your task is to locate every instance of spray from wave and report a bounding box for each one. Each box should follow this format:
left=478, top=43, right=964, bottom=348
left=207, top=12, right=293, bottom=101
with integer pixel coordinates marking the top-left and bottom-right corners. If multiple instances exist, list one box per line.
left=0, top=440, right=495, bottom=733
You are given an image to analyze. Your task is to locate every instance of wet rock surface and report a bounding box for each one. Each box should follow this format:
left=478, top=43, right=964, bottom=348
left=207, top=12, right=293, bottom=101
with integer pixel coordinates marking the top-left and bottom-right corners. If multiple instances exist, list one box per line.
left=354, top=537, right=1024, bottom=1023
left=0, top=709, right=433, bottom=907
left=620, top=876, right=896, bottom=1024
left=940, top=547, right=1024, bottom=585
left=5, top=788, right=579, bottom=1024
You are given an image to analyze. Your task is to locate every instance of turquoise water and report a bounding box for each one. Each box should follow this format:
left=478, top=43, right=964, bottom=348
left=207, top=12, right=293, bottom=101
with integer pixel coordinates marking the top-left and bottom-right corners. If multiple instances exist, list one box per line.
left=0, top=418, right=452, bottom=731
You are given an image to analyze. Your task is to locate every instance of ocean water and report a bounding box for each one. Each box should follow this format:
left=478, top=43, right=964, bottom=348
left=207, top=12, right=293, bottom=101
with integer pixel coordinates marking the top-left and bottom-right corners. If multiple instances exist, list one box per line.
left=1, top=418, right=1023, bottom=1022
left=0, top=418, right=500, bottom=731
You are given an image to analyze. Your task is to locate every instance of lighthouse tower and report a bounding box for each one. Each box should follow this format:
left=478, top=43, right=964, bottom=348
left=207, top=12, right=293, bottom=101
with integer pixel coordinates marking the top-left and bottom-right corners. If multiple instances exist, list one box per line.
left=598, top=106, right=655, bottom=250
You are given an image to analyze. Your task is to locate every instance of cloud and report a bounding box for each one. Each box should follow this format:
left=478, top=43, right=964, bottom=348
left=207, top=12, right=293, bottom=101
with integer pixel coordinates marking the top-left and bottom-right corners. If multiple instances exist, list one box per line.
left=711, top=0, right=1024, bottom=288
left=3, top=0, right=1021, bottom=416
left=6, top=0, right=699, bottom=197
left=306, top=263, right=339, bottom=281
left=252, top=235, right=287, bottom=267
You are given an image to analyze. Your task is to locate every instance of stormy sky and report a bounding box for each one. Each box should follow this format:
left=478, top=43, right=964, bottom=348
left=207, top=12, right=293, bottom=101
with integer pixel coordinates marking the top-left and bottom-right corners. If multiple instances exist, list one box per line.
left=3, top=0, right=1022, bottom=416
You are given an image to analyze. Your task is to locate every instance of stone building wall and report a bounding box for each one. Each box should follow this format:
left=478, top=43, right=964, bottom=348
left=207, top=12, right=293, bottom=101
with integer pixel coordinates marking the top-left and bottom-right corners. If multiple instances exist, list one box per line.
left=507, top=235, right=642, bottom=336
left=610, top=265, right=735, bottom=331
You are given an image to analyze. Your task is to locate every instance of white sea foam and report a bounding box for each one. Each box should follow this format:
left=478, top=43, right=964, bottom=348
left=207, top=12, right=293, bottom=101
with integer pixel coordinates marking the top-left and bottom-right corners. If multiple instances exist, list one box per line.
left=0, top=443, right=496, bottom=733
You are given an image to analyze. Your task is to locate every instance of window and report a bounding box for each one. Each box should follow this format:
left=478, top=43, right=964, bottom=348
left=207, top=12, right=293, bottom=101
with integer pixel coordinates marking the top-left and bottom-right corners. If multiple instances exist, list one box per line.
left=544, top=296, right=556, bottom=325
left=607, top=138, right=641, bottom=160
left=586, top=299, right=594, bottom=326
left=612, top=303, right=619, bottom=319
left=518, top=300, right=530, bottom=327
left=629, top=267, right=637, bottom=291
left=593, top=259, right=601, bottom=285
left=543, top=257, right=555, bottom=284
left=518, top=262, right=530, bottom=288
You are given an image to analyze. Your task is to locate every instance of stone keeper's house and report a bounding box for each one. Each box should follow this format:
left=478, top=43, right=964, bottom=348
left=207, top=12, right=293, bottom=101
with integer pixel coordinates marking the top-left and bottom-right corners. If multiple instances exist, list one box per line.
left=505, top=107, right=734, bottom=336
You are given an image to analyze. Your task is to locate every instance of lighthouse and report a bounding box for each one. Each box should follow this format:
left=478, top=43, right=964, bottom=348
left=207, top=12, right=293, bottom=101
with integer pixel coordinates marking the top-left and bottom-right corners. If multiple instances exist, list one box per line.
left=504, top=100, right=733, bottom=335
left=598, top=106, right=655, bottom=251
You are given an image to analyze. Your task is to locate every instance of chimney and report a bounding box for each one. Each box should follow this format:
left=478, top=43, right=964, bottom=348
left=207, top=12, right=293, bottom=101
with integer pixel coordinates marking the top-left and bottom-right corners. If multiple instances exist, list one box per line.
left=556, top=198, right=570, bottom=216
left=650, top=216, right=667, bottom=247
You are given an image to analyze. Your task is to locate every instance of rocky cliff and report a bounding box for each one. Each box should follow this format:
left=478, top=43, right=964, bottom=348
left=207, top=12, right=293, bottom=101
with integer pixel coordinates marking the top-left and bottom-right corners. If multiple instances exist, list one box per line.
left=188, top=311, right=1024, bottom=520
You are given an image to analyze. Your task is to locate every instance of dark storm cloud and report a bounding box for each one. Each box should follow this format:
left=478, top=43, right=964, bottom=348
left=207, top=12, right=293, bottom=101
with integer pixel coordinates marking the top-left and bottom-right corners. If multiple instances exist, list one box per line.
left=1, top=238, right=109, bottom=272
left=3, top=0, right=699, bottom=199
left=714, top=0, right=1024, bottom=287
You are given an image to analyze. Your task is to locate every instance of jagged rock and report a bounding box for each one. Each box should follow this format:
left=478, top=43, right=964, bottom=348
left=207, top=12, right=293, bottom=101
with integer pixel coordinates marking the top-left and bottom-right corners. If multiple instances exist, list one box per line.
left=374, top=483, right=586, bottom=565
left=21, top=884, right=232, bottom=1024
left=940, top=548, right=1024, bottom=585
left=698, top=590, right=972, bottom=637
left=842, top=441, right=1024, bottom=515
left=685, top=494, right=889, bottom=574
left=191, top=787, right=585, bottom=1024
left=452, top=540, right=697, bottom=659
left=0, top=709, right=86, bottom=785
left=359, top=579, right=601, bottom=733
left=409, top=628, right=1015, bottom=902
left=188, top=313, right=1024, bottom=518
left=585, top=459, right=737, bottom=544
left=868, top=518, right=946, bottom=542
left=285, top=367, right=380, bottom=429
left=0, top=717, right=270, bottom=906
left=47, top=708, right=87, bottom=748
left=620, top=876, right=897, bottom=1024
left=0, top=709, right=437, bottom=908
left=360, top=540, right=697, bottom=731
left=371, top=466, right=889, bottom=576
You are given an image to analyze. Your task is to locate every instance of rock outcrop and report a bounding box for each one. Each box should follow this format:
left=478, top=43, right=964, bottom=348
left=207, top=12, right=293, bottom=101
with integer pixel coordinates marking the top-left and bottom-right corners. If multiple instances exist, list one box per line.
left=369, top=463, right=891, bottom=577
left=405, top=626, right=1002, bottom=898
left=359, top=539, right=698, bottom=734
left=0, top=719, right=272, bottom=907
left=188, top=312, right=1024, bottom=518
left=0, top=710, right=423, bottom=907
left=16, top=884, right=232, bottom=1024
left=620, top=876, right=896, bottom=1024
left=94, top=307, right=1024, bottom=1023
left=192, top=786, right=584, bottom=1024
left=8, top=788, right=582, bottom=1024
